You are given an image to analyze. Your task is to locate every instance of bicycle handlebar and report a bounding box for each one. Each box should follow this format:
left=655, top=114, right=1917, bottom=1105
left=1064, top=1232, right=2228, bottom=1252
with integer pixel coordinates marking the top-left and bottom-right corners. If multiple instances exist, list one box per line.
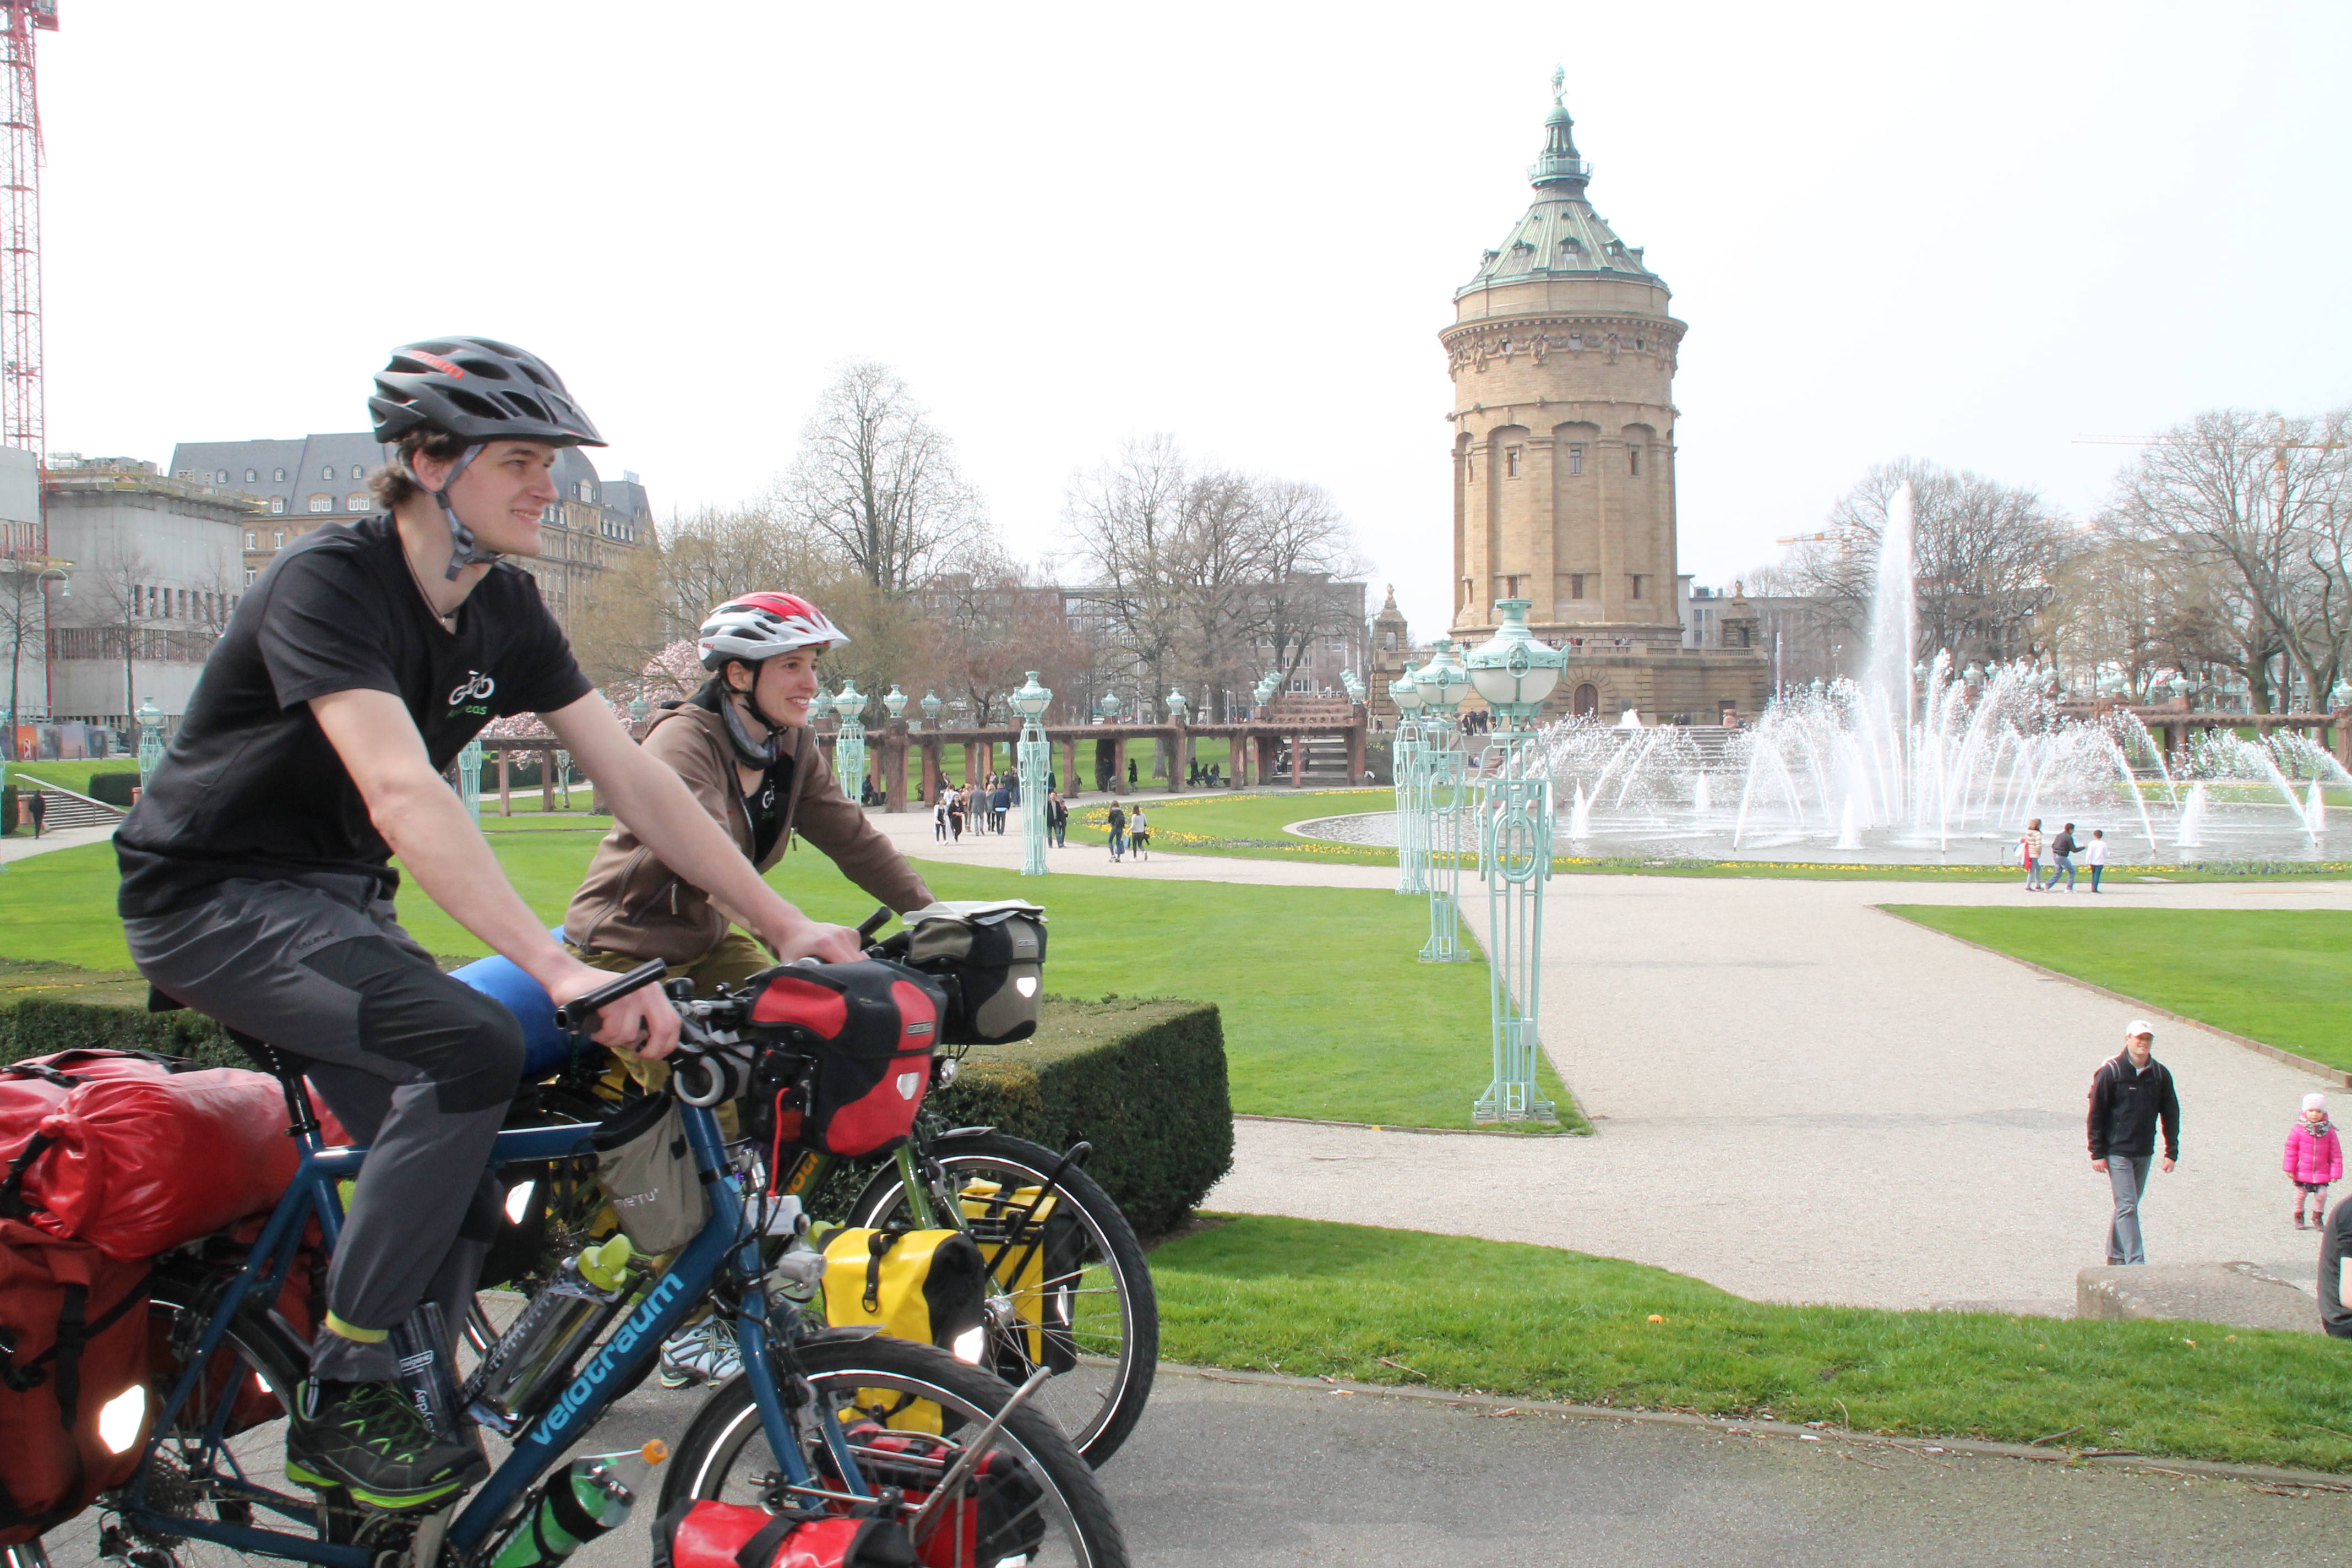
left=552, top=957, right=668, bottom=1032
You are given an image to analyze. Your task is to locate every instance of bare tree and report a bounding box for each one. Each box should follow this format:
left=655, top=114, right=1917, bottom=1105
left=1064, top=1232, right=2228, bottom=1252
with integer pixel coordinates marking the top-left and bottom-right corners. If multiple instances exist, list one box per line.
left=1064, top=435, right=1196, bottom=710
left=2100, top=407, right=2352, bottom=710
left=1246, top=478, right=1364, bottom=690
left=0, top=563, right=56, bottom=755
left=79, top=547, right=169, bottom=721
left=777, top=362, right=989, bottom=592
left=1783, top=458, right=2078, bottom=671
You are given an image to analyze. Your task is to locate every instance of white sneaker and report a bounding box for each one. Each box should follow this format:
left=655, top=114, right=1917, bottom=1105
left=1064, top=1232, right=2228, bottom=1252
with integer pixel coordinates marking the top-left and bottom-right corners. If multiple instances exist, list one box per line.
left=657, top=1320, right=742, bottom=1389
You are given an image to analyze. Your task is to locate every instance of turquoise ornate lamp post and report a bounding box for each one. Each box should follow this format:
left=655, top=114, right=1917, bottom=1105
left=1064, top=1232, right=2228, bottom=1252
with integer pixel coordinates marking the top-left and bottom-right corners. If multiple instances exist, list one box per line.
left=833, top=680, right=869, bottom=803
left=135, top=698, right=165, bottom=788
left=1012, top=672, right=1053, bottom=875
left=1389, top=671, right=1427, bottom=896
left=919, top=690, right=941, bottom=732
left=456, top=738, right=483, bottom=823
left=1415, top=638, right=1473, bottom=962
left=1463, top=601, right=1564, bottom=1124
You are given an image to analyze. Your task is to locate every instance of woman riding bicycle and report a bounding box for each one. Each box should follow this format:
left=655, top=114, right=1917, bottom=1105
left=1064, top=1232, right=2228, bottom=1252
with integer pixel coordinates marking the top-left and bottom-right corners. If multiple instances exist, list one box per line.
left=565, top=592, right=934, bottom=998
left=564, top=593, right=937, bottom=1382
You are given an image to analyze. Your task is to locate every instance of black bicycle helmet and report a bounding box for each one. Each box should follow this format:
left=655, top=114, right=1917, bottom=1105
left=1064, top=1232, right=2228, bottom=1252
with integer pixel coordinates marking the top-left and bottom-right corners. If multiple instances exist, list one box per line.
left=368, top=337, right=605, bottom=577
left=368, top=337, right=605, bottom=449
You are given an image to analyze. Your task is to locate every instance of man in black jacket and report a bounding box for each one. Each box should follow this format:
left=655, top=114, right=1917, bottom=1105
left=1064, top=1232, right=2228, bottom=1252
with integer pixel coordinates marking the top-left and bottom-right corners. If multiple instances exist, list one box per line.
left=2088, top=1020, right=2180, bottom=1264
left=2043, top=821, right=2079, bottom=891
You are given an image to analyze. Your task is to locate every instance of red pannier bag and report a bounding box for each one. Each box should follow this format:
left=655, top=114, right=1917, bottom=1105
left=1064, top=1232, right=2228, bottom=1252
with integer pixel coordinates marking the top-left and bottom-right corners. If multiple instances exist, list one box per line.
left=2, top=1052, right=349, bottom=1260
left=834, top=1423, right=1046, bottom=1568
left=651, top=1499, right=914, bottom=1568
left=0, top=1215, right=154, bottom=1545
left=744, top=961, right=948, bottom=1159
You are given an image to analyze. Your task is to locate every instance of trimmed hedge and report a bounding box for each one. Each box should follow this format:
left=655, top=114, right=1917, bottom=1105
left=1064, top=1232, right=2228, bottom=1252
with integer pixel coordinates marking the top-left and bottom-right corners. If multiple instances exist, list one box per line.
left=88, top=772, right=138, bottom=809
left=1, top=784, right=14, bottom=835
left=929, top=997, right=1233, bottom=1238
left=3, top=995, right=248, bottom=1070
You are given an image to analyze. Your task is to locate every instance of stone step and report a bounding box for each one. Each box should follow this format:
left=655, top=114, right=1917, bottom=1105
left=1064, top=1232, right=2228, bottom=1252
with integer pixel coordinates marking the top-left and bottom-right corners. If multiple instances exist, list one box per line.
left=2075, top=1262, right=2320, bottom=1335
left=20, top=785, right=127, bottom=832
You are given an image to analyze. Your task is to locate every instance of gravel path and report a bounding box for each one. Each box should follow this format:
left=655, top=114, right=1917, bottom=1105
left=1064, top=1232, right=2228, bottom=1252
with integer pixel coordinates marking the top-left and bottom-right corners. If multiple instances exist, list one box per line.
left=870, top=802, right=2352, bottom=1314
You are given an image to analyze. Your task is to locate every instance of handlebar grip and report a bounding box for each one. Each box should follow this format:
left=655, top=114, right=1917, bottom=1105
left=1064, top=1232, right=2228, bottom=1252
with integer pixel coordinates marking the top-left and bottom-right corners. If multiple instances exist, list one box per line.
left=857, top=906, right=894, bottom=940
left=553, top=958, right=668, bottom=1032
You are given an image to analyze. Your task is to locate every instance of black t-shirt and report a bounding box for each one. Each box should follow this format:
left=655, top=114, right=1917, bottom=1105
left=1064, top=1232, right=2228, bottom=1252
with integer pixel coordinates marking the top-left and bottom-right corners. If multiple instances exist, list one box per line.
left=116, top=514, right=592, bottom=916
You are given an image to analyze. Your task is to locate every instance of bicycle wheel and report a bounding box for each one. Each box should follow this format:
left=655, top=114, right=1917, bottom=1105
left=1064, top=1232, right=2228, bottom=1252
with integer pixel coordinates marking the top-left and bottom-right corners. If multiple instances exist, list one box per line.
left=847, top=1131, right=1157, bottom=1466
left=37, top=1282, right=335, bottom=1568
left=663, top=1333, right=1126, bottom=1568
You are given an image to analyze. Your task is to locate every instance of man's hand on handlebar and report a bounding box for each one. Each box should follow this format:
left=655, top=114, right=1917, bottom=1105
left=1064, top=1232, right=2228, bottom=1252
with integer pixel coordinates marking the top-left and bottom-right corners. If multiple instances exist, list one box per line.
left=550, top=962, right=682, bottom=1060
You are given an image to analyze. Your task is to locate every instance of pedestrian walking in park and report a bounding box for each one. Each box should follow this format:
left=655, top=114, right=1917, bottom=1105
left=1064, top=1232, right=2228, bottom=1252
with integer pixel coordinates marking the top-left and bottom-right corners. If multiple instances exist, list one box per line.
left=2285, top=1093, right=2342, bottom=1229
left=1106, top=802, right=1126, bottom=862
left=2088, top=1021, right=2180, bottom=1265
left=1129, top=804, right=1150, bottom=861
left=2019, top=818, right=2043, bottom=889
left=1126, top=757, right=1138, bottom=787
left=990, top=781, right=1010, bottom=834
left=948, top=787, right=965, bottom=841
left=25, top=788, right=43, bottom=837
left=2043, top=821, right=2079, bottom=891
left=1047, top=790, right=1068, bottom=847
left=2085, top=829, right=2107, bottom=892
left=933, top=792, right=947, bottom=842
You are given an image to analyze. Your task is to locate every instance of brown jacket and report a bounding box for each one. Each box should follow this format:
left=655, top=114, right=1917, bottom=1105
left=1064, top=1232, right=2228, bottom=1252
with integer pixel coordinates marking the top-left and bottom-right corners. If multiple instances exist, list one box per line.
left=565, top=703, right=933, bottom=964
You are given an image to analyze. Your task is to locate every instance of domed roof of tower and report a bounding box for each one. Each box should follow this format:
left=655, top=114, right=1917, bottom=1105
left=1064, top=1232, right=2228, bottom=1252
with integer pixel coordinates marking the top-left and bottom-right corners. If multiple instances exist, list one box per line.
left=1458, top=72, right=1664, bottom=299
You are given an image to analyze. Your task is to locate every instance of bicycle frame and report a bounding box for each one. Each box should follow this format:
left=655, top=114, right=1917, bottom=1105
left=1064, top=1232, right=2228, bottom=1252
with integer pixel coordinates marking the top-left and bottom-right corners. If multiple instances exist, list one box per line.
left=123, top=1098, right=868, bottom=1567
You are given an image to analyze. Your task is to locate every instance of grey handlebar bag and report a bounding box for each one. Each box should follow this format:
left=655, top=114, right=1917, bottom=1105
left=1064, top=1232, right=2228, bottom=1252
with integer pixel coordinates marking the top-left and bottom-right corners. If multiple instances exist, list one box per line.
left=591, top=1092, right=707, bottom=1256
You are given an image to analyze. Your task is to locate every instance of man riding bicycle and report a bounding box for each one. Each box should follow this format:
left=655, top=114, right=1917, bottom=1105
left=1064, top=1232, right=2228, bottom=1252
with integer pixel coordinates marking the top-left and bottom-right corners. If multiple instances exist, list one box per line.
left=114, top=339, right=862, bottom=1515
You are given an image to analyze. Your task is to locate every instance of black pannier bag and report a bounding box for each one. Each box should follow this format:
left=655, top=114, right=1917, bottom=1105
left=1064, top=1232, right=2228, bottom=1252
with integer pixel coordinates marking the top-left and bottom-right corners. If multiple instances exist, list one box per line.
left=742, top=960, right=948, bottom=1158
left=898, top=901, right=1047, bottom=1047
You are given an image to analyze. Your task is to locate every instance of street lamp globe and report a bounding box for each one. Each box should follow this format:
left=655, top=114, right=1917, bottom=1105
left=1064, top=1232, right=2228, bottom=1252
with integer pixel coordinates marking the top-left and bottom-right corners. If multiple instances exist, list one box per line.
left=1463, top=602, right=1564, bottom=721
left=834, top=680, right=868, bottom=720
left=1097, top=690, right=1123, bottom=721
left=1414, top=636, right=1472, bottom=714
left=1164, top=688, right=1188, bottom=723
left=921, top=690, right=941, bottom=728
left=1388, top=673, right=1424, bottom=715
left=1011, top=671, right=1053, bottom=721
left=1340, top=671, right=1365, bottom=704
left=883, top=685, right=907, bottom=722
left=629, top=694, right=649, bottom=725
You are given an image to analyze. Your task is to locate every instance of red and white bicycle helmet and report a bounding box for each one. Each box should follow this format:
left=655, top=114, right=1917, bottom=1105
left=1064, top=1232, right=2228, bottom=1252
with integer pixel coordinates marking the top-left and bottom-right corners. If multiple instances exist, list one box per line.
left=696, top=592, right=850, bottom=669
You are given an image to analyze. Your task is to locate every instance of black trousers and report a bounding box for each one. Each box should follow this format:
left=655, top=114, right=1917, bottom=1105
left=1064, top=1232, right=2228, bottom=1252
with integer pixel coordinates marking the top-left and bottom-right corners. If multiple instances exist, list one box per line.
left=127, top=874, right=524, bottom=1382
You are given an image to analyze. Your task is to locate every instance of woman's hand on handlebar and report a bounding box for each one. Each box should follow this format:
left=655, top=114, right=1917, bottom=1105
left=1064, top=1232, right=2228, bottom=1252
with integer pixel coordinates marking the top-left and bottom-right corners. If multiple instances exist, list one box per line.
left=762, top=917, right=863, bottom=965
left=549, top=962, right=682, bottom=1060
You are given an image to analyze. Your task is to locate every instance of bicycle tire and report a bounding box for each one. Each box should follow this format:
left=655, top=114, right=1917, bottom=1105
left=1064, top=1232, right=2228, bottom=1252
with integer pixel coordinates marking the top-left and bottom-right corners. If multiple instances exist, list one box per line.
left=37, top=1280, right=327, bottom=1568
left=663, top=1333, right=1127, bottom=1568
left=846, top=1131, right=1158, bottom=1466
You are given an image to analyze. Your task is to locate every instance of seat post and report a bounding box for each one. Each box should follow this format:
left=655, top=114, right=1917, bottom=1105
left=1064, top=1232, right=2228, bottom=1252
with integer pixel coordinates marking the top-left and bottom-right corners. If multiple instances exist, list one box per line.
left=226, top=1029, right=323, bottom=1142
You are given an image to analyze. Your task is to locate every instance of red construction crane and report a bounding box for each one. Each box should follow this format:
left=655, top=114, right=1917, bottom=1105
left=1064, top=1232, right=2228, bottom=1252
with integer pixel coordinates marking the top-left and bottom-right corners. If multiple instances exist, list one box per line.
left=0, top=0, right=52, bottom=469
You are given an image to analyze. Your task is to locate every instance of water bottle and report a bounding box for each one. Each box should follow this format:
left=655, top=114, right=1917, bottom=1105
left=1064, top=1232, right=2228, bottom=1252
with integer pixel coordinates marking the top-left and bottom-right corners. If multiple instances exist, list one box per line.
left=465, top=1235, right=636, bottom=1429
left=488, top=1440, right=667, bottom=1568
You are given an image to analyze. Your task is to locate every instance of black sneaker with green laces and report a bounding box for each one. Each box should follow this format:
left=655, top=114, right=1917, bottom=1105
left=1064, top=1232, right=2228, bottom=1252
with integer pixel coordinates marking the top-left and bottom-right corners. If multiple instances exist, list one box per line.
left=284, top=1379, right=487, bottom=1515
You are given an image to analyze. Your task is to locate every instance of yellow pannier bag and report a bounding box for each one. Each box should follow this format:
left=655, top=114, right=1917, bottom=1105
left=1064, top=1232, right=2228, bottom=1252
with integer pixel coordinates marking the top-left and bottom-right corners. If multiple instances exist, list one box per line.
left=957, top=1182, right=1083, bottom=1377
left=819, top=1227, right=989, bottom=1433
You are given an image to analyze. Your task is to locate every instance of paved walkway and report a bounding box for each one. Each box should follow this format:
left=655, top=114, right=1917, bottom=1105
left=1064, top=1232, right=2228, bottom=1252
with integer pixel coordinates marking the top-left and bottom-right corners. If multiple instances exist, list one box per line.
left=875, top=799, right=2352, bottom=1315
left=0, top=819, right=116, bottom=865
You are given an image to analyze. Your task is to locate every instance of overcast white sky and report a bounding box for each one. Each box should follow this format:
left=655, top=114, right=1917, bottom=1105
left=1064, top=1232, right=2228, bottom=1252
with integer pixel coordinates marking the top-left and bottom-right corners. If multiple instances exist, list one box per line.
left=37, top=1, right=2352, bottom=643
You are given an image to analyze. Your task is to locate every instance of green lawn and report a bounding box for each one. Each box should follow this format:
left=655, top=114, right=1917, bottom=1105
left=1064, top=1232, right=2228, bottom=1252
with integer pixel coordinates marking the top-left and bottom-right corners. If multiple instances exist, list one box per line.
left=1885, top=905, right=2352, bottom=1071
left=0, top=825, right=1577, bottom=1133
left=1154, top=1215, right=2352, bottom=1472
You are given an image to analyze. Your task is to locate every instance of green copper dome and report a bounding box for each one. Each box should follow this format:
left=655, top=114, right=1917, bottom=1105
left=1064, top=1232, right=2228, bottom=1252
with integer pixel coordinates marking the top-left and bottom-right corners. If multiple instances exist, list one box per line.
left=1458, top=73, right=1663, bottom=299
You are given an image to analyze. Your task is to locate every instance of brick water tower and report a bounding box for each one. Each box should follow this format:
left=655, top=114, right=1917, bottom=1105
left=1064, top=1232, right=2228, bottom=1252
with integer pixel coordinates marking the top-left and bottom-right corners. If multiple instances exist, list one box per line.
left=1441, top=74, right=1766, bottom=723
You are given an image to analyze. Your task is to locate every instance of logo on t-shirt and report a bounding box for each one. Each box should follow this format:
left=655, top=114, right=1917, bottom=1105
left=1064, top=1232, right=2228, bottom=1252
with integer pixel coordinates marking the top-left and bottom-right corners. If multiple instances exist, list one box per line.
left=448, top=669, right=496, bottom=716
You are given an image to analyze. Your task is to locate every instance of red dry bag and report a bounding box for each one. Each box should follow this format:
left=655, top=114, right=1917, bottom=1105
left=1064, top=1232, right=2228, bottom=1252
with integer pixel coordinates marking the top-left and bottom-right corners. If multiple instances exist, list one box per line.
left=651, top=1499, right=914, bottom=1567
left=2, top=1054, right=345, bottom=1260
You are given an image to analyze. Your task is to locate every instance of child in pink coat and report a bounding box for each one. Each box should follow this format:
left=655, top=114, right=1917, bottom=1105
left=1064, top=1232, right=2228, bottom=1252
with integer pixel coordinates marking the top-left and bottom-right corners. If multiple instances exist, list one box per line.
left=2285, top=1092, right=2344, bottom=1229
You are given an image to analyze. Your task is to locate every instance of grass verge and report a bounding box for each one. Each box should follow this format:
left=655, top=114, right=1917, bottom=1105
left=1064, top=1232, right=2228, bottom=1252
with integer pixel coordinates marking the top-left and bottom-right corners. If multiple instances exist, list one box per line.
left=1152, top=1215, right=2352, bottom=1473
left=0, top=833, right=1579, bottom=1133
left=1883, top=905, right=2352, bottom=1072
